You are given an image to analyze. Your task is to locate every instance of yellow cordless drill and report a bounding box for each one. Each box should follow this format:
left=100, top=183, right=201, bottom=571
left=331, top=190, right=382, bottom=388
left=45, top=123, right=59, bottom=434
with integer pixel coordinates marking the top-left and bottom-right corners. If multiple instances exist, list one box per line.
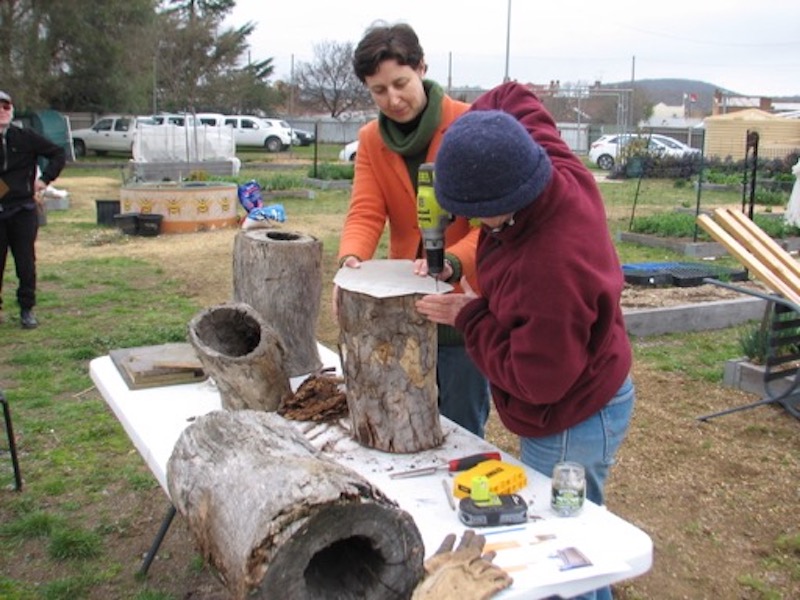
left=417, top=163, right=452, bottom=287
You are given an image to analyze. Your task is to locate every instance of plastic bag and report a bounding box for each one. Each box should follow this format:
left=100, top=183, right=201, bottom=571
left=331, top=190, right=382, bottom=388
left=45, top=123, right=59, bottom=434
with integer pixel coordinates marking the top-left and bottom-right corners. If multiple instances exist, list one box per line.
left=241, top=204, right=287, bottom=230
left=237, top=180, right=264, bottom=212
left=784, top=158, right=800, bottom=228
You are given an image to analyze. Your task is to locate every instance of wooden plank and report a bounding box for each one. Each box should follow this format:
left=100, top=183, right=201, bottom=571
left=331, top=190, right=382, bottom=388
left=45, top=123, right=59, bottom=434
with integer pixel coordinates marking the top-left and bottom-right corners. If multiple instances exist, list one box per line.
left=711, top=208, right=800, bottom=296
left=109, top=343, right=207, bottom=390
left=696, top=214, right=800, bottom=305
left=721, top=208, right=800, bottom=280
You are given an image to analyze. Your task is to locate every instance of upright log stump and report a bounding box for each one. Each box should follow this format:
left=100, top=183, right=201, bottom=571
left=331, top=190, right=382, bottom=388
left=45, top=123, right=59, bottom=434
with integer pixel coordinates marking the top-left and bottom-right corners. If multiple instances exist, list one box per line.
left=188, top=302, right=290, bottom=411
left=338, top=289, right=443, bottom=453
left=233, top=230, right=322, bottom=377
left=167, top=410, right=424, bottom=600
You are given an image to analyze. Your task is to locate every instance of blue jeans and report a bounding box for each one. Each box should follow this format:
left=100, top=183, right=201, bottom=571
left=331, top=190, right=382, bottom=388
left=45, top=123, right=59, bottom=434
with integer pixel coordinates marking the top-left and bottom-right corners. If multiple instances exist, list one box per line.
left=520, top=376, right=635, bottom=600
left=437, top=344, right=490, bottom=438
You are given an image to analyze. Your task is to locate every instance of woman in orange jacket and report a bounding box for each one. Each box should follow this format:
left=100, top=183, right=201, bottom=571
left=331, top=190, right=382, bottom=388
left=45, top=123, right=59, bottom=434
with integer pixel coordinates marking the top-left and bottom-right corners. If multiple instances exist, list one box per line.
left=336, top=22, right=490, bottom=437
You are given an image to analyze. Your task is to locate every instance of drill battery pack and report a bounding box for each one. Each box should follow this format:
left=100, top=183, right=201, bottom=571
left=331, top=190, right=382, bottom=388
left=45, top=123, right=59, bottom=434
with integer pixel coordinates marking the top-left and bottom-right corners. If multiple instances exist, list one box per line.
left=458, top=494, right=528, bottom=527
left=453, top=460, right=527, bottom=499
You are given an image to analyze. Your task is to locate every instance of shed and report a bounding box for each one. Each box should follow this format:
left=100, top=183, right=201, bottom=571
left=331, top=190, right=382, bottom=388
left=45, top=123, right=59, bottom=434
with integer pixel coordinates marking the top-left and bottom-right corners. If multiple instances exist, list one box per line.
left=14, top=109, right=75, bottom=162
left=704, top=109, right=800, bottom=160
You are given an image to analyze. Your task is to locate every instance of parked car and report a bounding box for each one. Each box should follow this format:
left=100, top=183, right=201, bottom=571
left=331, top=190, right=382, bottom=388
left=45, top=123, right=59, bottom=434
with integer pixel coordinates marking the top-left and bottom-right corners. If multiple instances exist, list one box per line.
left=71, top=115, right=151, bottom=157
left=223, top=115, right=292, bottom=152
left=150, top=113, right=200, bottom=127
left=649, top=134, right=701, bottom=157
left=339, top=140, right=359, bottom=162
left=291, top=128, right=315, bottom=146
left=589, top=133, right=700, bottom=170
left=196, top=113, right=227, bottom=127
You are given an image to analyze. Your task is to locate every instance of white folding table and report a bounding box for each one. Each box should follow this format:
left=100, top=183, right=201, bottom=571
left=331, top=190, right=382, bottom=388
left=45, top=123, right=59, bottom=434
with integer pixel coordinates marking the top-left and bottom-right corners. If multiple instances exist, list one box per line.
left=90, top=344, right=651, bottom=599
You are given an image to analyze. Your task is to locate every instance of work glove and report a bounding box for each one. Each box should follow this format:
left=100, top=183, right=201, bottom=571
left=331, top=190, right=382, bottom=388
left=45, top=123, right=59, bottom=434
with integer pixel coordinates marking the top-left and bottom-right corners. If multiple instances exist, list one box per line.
left=411, top=530, right=513, bottom=600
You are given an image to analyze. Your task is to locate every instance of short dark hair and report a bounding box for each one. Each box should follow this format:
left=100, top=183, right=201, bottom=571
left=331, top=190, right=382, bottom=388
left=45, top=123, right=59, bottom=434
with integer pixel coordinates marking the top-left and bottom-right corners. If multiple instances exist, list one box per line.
left=353, top=22, right=425, bottom=83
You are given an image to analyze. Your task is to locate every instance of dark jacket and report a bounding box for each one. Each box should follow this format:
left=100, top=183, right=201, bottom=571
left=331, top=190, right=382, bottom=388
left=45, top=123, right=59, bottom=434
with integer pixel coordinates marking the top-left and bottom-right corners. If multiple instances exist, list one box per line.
left=454, top=82, right=632, bottom=437
left=0, top=125, right=66, bottom=210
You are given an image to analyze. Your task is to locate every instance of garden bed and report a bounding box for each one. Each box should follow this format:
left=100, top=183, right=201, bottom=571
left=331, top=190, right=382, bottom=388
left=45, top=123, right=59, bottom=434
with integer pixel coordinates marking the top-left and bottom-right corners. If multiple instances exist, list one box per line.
left=619, top=231, right=800, bottom=258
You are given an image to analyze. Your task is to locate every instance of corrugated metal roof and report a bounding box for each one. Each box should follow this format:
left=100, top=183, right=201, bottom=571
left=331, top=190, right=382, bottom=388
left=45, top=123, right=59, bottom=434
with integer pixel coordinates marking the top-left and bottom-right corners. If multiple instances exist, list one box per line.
left=706, top=109, right=782, bottom=121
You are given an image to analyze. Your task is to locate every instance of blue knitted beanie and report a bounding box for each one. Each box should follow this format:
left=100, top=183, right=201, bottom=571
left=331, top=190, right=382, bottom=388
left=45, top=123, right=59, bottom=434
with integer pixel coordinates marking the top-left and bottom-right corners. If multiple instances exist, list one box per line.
left=434, top=110, right=552, bottom=218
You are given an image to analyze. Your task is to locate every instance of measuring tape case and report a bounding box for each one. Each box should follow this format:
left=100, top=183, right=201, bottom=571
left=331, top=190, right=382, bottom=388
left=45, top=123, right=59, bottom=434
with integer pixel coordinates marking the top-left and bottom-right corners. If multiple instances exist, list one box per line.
left=458, top=494, right=528, bottom=527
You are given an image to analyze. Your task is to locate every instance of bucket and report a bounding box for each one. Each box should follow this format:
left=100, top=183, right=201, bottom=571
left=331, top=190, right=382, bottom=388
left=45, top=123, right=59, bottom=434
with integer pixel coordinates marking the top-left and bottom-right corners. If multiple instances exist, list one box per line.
left=137, top=214, right=163, bottom=237
left=114, top=213, right=139, bottom=235
left=96, top=199, right=121, bottom=226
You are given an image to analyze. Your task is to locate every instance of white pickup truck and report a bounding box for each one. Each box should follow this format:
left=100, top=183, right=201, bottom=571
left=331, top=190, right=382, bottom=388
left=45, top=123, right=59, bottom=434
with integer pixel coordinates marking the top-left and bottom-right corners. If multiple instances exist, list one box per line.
left=71, top=115, right=154, bottom=157
left=222, top=115, right=292, bottom=152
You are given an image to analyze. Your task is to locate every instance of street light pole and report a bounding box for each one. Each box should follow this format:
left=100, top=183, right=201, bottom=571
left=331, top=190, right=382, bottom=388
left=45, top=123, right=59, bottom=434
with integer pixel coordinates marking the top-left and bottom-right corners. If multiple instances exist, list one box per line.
left=504, top=0, right=511, bottom=82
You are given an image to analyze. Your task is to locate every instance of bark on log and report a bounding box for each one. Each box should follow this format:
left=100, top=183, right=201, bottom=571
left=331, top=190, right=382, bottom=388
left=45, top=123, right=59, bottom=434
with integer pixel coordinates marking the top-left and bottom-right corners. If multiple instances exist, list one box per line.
left=188, top=302, right=291, bottom=411
left=338, top=289, right=443, bottom=453
left=167, top=410, right=424, bottom=600
left=233, top=230, right=323, bottom=377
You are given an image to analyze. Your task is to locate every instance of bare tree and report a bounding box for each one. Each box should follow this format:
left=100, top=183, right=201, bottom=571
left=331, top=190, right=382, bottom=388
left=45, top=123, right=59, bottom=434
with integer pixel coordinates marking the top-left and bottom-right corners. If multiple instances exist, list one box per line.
left=294, top=41, right=371, bottom=117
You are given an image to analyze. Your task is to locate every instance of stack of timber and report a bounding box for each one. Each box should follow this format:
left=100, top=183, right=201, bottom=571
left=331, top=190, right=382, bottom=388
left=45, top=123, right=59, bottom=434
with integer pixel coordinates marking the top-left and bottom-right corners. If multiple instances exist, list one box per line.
left=697, top=207, right=800, bottom=306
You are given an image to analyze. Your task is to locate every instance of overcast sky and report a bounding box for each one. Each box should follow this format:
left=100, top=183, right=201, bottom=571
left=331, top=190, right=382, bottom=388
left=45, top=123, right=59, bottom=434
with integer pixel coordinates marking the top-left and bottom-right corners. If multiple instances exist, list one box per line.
left=226, top=0, right=800, bottom=98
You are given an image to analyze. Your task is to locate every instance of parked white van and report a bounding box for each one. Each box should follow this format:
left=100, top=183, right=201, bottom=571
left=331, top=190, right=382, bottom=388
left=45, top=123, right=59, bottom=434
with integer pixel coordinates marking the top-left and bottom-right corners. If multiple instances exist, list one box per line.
left=223, top=115, right=292, bottom=152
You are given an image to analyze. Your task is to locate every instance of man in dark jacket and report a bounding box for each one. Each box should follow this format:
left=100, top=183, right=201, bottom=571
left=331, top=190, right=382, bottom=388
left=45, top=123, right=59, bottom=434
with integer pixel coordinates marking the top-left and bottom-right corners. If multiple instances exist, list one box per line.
left=0, top=90, right=66, bottom=329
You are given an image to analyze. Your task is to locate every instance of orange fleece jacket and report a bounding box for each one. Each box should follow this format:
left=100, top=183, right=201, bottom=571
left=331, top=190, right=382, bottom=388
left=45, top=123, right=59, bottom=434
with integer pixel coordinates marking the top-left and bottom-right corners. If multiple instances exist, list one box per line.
left=338, top=95, right=480, bottom=290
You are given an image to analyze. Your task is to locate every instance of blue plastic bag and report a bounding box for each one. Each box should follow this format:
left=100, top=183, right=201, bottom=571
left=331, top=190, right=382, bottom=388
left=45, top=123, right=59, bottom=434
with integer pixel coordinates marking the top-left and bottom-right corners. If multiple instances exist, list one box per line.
left=237, top=180, right=264, bottom=212
left=241, top=204, right=287, bottom=229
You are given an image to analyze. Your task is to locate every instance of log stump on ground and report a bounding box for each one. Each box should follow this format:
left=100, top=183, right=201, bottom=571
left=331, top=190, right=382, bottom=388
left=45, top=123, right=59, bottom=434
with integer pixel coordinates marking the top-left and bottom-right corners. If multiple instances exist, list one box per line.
left=166, top=410, right=424, bottom=600
left=188, top=302, right=290, bottom=411
left=337, top=289, right=443, bottom=453
left=233, top=229, right=322, bottom=377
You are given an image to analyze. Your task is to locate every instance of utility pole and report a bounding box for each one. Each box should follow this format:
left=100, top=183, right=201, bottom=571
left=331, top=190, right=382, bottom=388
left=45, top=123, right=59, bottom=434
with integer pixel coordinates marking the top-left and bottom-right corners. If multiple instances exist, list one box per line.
left=630, top=55, right=636, bottom=129
left=447, top=52, right=452, bottom=95
left=504, top=0, right=511, bottom=82
left=152, top=54, right=158, bottom=114
left=289, top=54, right=295, bottom=117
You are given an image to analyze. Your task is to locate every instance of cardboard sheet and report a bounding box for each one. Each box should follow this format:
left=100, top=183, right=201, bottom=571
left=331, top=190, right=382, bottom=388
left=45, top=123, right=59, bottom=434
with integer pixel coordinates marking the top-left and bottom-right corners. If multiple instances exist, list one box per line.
left=334, top=259, right=453, bottom=298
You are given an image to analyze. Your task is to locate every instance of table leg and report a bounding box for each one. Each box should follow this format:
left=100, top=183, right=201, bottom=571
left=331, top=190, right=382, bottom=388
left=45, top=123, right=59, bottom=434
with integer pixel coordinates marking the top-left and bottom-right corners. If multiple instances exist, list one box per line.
left=139, top=504, right=177, bottom=576
left=1, top=393, right=22, bottom=491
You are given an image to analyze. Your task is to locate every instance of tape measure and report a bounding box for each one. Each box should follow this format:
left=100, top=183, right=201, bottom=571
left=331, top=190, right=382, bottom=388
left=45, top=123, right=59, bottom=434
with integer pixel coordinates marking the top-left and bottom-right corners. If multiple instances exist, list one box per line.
left=457, top=474, right=528, bottom=527
left=452, top=459, right=527, bottom=499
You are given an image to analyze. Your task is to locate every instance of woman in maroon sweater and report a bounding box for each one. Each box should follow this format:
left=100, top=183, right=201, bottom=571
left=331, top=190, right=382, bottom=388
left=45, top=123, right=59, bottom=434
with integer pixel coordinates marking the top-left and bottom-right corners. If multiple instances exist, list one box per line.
left=416, top=82, right=635, bottom=514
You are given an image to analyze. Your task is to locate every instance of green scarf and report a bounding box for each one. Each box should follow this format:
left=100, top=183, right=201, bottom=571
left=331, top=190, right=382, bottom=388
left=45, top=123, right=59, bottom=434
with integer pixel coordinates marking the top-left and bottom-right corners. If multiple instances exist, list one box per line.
left=378, top=80, right=443, bottom=158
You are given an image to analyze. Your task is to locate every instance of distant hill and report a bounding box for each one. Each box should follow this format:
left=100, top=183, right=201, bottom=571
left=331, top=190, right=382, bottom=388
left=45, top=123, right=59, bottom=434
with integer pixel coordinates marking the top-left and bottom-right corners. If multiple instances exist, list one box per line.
left=605, top=78, right=800, bottom=115
left=606, top=78, right=726, bottom=115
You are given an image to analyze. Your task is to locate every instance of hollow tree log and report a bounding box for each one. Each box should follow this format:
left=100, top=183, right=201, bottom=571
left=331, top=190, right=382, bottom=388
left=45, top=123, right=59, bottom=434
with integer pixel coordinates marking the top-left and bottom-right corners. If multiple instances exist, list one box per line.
left=337, top=289, right=443, bottom=453
left=233, top=229, right=322, bottom=377
left=167, top=410, right=424, bottom=600
left=188, top=302, right=290, bottom=411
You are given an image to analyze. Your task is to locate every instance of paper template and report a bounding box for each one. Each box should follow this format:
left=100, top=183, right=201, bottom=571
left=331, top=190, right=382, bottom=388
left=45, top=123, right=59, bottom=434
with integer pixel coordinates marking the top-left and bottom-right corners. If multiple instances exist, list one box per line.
left=334, top=259, right=453, bottom=298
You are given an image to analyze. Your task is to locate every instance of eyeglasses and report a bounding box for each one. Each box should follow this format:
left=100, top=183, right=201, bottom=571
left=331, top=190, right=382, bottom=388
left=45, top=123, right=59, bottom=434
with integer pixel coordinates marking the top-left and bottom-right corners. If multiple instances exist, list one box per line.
left=0, top=102, right=12, bottom=111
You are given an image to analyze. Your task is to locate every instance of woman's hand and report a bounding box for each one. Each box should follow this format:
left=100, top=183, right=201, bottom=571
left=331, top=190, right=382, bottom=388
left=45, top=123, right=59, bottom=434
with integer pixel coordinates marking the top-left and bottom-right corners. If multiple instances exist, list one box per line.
left=413, top=258, right=453, bottom=281
left=331, top=257, right=362, bottom=318
left=416, top=277, right=479, bottom=326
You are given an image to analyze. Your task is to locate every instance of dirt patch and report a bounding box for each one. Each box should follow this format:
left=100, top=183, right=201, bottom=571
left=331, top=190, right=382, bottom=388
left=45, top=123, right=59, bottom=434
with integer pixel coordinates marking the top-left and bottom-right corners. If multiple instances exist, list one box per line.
left=18, top=175, right=797, bottom=599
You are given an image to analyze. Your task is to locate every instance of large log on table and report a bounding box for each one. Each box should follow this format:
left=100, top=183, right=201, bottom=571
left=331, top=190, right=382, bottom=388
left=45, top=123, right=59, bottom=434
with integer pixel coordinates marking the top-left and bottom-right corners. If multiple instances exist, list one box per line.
left=167, top=410, right=424, bottom=600
left=233, top=229, right=323, bottom=377
left=337, top=289, right=443, bottom=453
left=188, top=302, right=291, bottom=411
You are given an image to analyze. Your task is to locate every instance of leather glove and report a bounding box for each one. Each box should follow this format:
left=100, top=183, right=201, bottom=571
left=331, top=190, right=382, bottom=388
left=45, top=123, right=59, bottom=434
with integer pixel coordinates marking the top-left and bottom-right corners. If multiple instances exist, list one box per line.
left=411, top=530, right=513, bottom=600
